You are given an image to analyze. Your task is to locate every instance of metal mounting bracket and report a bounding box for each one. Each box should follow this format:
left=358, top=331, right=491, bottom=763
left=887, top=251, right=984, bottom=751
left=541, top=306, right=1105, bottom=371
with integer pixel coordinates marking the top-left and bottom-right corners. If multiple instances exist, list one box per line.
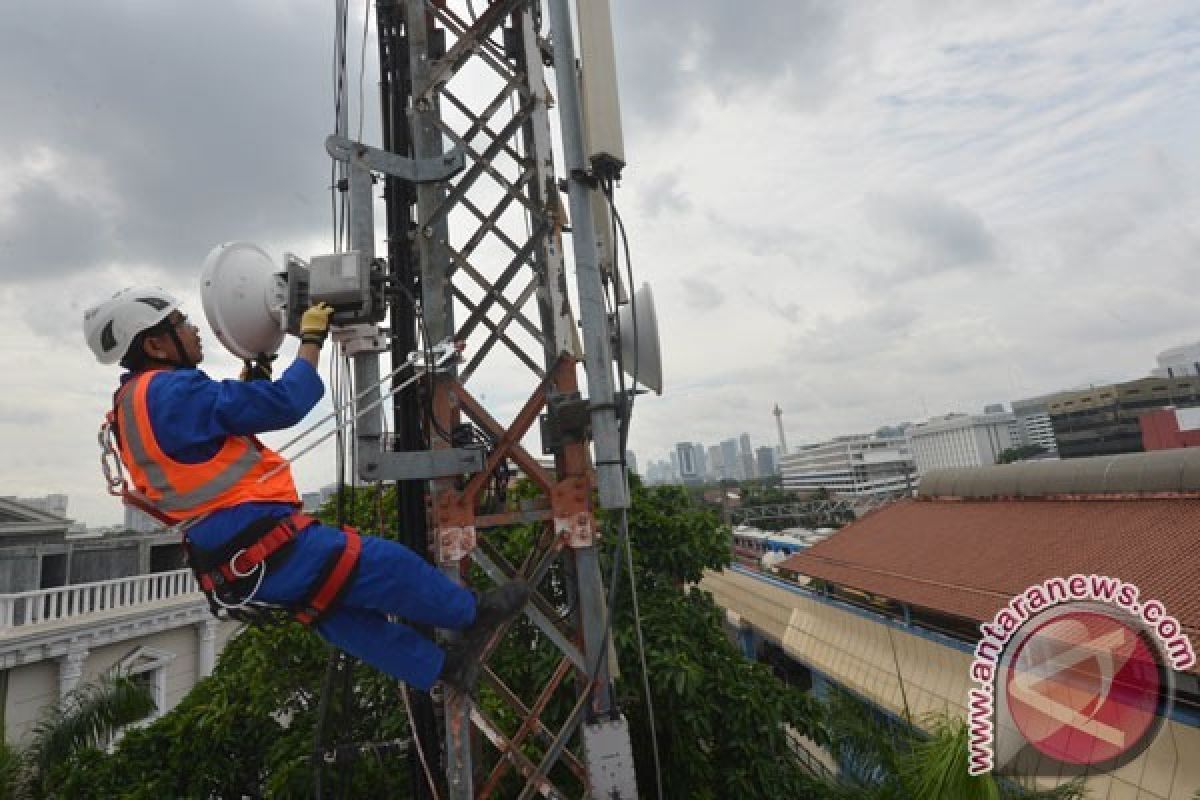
left=362, top=447, right=486, bottom=481
left=325, top=135, right=466, bottom=183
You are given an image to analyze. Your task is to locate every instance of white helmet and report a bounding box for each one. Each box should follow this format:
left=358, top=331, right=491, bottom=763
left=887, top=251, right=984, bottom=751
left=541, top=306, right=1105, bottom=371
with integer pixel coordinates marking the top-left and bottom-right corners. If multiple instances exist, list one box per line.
left=83, top=287, right=180, bottom=365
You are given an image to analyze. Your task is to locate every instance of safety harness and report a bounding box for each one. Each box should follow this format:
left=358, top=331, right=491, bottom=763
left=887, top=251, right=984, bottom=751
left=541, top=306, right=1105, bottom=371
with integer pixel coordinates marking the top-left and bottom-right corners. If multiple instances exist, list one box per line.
left=184, top=511, right=363, bottom=627
left=99, top=372, right=363, bottom=627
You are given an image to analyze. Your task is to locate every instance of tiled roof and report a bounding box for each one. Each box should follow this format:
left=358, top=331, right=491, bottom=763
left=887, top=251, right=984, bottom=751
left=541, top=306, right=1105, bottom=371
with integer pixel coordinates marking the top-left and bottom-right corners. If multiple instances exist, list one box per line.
left=779, top=497, right=1200, bottom=637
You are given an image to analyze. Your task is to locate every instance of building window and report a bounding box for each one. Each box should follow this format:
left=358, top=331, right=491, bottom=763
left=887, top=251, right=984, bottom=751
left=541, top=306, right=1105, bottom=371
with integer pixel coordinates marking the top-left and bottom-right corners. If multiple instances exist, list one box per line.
left=111, top=646, right=174, bottom=723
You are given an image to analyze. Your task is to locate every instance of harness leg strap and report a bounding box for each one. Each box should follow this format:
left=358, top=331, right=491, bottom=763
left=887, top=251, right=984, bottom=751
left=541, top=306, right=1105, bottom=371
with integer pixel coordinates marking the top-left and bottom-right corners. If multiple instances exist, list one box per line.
left=294, top=528, right=363, bottom=626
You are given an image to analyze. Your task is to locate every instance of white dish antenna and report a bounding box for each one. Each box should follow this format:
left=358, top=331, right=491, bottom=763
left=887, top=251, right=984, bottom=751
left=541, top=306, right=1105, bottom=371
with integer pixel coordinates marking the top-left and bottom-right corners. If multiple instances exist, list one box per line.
left=200, top=242, right=288, bottom=360
left=616, top=282, right=663, bottom=395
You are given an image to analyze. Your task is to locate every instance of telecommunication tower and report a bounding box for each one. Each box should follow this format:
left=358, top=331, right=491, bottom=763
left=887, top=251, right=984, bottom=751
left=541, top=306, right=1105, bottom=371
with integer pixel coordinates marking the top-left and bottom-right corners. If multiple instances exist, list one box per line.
left=193, top=1, right=654, bottom=794
left=357, top=1, right=646, bottom=797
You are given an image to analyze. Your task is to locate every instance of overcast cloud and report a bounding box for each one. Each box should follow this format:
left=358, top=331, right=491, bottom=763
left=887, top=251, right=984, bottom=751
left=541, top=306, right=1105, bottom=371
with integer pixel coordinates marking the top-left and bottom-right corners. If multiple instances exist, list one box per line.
left=1, top=1, right=1199, bottom=525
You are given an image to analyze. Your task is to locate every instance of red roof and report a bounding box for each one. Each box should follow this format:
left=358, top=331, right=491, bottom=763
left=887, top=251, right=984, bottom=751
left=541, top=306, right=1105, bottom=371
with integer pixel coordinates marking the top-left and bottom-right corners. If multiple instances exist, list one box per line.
left=779, top=497, right=1200, bottom=638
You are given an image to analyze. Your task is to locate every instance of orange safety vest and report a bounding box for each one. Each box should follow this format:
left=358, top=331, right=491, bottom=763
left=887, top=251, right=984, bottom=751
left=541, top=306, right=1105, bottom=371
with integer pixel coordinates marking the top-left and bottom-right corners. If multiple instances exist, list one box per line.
left=113, top=369, right=299, bottom=522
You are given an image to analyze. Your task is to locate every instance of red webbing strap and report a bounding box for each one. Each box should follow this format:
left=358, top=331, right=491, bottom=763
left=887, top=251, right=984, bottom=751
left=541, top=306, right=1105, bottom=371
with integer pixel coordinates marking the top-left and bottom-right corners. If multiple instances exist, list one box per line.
left=196, top=512, right=315, bottom=592
left=228, top=513, right=314, bottom=576
left=293, top=528, right=362, bottom=626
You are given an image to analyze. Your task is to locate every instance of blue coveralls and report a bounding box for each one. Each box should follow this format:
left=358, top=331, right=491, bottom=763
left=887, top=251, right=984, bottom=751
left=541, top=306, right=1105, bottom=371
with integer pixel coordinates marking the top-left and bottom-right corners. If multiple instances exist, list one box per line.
left=130, top=359, right=476, bottom=689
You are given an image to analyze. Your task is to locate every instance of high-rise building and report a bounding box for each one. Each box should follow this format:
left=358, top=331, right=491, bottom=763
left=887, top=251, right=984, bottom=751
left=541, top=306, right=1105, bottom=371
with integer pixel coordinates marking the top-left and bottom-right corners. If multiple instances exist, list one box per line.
left=720, top=439, right=741, bottom=481
left=691, top=443, right=708, bottom=482
left=906, top=410, right=1019, bottom=475
left=780, top=434, right=914, bottom=496
left=755, top=446, right=778, bottom=477
left=739, top=434, right=756, bottom=481
left=773, top=404, right=788, bottom=455
left=707, top=445, right=723, bottom=482
left=625, top=450, right=638, bottom=476
left=675, top=442, right=701, bottom=484
left=1011, top=395, right=1059, bottom=453
left=1152, top=342, right=1200, bottom=378
left=1048, top=376, right=1200, bottom=458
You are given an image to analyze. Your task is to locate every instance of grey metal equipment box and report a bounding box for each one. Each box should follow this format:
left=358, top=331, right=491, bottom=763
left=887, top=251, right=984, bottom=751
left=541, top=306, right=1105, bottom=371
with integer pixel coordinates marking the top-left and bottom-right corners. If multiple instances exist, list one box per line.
left=309, top=251, right=370, bottom=310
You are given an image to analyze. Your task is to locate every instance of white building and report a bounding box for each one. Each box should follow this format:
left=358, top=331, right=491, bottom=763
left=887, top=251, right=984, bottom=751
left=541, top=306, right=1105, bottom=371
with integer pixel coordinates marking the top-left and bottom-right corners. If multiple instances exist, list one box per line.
left=1010, top=395, right=1060, bottom=453
left=674, top=441, right=702, bottom=484
left=706, top=445, right=723, bottom=482
left=1152, top=342, right=1200, bottom=379
left=739, top=434, right=756, bottom=481
left=0, top=497, right=240, bottom=746
left=906, top=411, right=1019, bottom=475
left=7, top=495, right=68, bottom=518
left=780, top=434, right=915, bottom=497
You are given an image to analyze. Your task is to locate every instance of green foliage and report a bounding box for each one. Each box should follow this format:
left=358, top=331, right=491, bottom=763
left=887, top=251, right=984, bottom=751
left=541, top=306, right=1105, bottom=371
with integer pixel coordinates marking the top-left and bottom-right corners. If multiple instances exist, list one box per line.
left=49, top=475, right=1087, bottom=800
left=816, top=690, right=1088, bottom=800
left=0, top=739, right=22, bottom=800
left=900, top=715, right=1002, bottom=800
left=51, top=620, right=416, bottom=799
left=596, top=477, right=829, bottom=798
left=621, top=478, right=731, bottom=587
left=996, top=444, right=1048, bottom=464
left=22, top=675, right=155, bottom=799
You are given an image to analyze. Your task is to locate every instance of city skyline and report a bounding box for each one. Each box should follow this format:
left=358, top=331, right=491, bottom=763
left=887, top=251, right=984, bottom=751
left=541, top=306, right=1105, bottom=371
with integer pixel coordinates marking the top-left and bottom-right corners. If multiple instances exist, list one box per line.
left=2, top=3, right=1199, bottom=525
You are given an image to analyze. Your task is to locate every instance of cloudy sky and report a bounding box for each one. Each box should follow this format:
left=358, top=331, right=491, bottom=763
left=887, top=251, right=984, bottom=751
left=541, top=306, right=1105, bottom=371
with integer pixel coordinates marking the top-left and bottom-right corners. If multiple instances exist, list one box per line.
left=1, top=1, right=1198, bottom=524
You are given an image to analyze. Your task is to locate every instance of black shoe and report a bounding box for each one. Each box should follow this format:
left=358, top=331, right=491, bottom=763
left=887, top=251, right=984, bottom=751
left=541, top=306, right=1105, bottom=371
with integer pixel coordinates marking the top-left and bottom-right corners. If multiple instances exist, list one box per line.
left=472, top=581, right=531, bottom=630
left=439, top=581, right=530, bottom=692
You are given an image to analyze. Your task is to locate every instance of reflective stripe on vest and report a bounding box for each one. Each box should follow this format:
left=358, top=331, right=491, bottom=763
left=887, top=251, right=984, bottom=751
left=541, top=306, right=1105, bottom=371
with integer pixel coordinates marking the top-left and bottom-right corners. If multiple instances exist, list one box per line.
left=114, top=371, right=299, bottom=520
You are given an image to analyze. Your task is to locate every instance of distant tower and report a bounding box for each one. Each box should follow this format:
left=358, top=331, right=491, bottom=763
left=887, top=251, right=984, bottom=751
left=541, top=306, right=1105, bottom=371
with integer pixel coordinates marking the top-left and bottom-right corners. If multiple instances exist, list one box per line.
left=773, top=404, right=788, bottom=455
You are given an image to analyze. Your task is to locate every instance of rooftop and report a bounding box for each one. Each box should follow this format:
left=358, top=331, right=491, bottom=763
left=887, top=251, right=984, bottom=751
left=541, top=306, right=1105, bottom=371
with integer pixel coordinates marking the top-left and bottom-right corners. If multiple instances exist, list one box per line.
left=781, top=497, right=1200, bottom=640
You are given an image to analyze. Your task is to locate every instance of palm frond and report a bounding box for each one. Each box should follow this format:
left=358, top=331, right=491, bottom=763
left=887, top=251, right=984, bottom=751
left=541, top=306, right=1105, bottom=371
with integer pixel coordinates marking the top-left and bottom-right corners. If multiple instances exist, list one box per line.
left=899, top=714, right=1001, bottom=800
left=0, top=738, right=25, bottom=800
left=25, top=675, right=156, bottom=781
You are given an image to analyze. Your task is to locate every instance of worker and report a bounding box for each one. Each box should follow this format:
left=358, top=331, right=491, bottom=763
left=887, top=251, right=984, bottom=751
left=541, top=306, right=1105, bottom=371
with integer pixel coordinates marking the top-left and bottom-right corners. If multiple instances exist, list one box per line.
left=83, top=286, right=526, bottom=691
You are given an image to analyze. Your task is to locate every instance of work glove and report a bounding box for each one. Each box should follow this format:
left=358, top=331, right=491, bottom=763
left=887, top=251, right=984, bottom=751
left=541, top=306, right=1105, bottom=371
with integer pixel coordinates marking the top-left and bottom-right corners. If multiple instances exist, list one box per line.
left=239, top=353, right=277, bottom=382
left=300, top=302, right=335, bottom=346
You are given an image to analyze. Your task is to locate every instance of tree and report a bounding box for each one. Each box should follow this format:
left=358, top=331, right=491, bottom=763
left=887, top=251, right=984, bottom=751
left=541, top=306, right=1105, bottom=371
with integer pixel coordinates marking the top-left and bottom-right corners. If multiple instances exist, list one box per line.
left=0, top=740, right=21, bottom=800
left=593, top=477, right=830, bottom=798
left=0, top=675, right=155, bottom=799
left=818, top=688, right=1087, bottom=800
left=53, top=479, right=833, bottom=798
left=996, top=445, right=1048, bottom=464
left=54, top=478, right=1089, bottom=798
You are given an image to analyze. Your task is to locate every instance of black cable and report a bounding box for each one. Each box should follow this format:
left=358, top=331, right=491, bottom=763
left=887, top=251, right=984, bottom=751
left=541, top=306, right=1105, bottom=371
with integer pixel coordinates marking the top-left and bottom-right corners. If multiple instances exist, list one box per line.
left=313, top=652, right=341, bottom=799
left=392, top=282, right=454, bottom=447
left=334, top=658, right=357, bottom=800
left=598, top=180, right=665, bottom=800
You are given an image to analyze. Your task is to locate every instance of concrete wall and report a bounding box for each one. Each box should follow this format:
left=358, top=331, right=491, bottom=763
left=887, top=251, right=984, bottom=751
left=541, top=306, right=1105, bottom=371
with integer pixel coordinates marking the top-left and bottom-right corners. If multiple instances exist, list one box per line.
left=0, top=550, right=41, bottom=594
left=69, top=544, right=141, bottom=584
left=3, top=619, right=242, bottom=746
left=701, top=567, right=1200, bottom=800
left=2, top=661, right=58, bottom=746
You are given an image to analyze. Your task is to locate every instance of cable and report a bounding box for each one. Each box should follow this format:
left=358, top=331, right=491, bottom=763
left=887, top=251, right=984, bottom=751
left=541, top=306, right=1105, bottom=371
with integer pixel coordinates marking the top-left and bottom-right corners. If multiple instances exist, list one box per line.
left=597, top=180, right=665, bottom=800
left=620, top=508, right=663, bottom=800
left=357, top=0, right=371, bottom=143
left=391, top=282, right=454, bottom=447
left=402, top=685, right=442, bottom=800
left=316, top=6, right=352, bottom=794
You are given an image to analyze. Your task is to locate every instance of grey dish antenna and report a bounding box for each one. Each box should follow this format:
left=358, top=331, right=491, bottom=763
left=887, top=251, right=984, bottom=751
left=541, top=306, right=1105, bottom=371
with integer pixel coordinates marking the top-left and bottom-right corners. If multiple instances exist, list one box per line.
left=200, top=242, right=289, bottom=360
left=616, top=283, right=663, bottom=395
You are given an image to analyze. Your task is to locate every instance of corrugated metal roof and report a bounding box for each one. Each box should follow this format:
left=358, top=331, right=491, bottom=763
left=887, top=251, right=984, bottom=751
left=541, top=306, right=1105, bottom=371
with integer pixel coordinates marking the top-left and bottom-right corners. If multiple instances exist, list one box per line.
left=918, top=449, right=1200, bottom=498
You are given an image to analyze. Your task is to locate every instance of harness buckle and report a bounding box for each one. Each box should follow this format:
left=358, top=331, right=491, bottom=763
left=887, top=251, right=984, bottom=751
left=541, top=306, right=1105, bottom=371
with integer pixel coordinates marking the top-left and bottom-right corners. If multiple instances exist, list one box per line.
left=228, top=548, right=261, bottom=579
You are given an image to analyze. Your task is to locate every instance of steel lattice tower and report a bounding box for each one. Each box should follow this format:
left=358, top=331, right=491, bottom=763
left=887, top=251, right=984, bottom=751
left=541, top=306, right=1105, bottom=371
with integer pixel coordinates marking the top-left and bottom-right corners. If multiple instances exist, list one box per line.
left=367, top=1, right=637, bottom=797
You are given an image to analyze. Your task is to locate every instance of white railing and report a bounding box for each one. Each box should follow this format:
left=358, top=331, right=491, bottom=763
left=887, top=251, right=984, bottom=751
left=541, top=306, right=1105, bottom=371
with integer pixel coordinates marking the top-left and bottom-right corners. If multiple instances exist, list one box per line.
left=0, top=569, right=199, bottom=633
